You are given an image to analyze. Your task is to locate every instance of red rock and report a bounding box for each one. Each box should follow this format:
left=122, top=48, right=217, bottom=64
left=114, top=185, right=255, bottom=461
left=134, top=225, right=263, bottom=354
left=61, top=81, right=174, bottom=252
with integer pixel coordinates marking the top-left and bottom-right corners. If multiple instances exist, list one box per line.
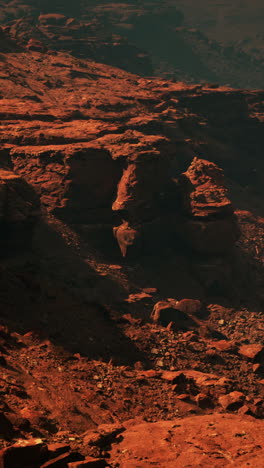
left=47, top=443, right=70, bottom=459
left=0, top=439, right=48, bottom=468
left=253, top=363, right=261, bottom=373
left=210, top=340, right=237, bottom=353
left=38, top=14, right=67, bottom=25
left=176, top=394, right=190, bottom=401
left=239, top=344, right=264, bottom=361
left=125, top=292, right=152, bottom=303
left=40, top=452, right=82, bottom=467
left=238, top=405, right=253, bottom=415
left=113, top=222, right=141, bottom=258
left=112, top=158, right=170, bottom=221
left=83, top=424, right=125, bottom=447
left=180, top=158, right=234, bottom=218
left=121, top=314, right=142, bottom=325
left=26, top=38, right=46, bottom=52
left=137, top=370, right=161, bottom=379
left=151, top=301, right=189, bottom=327
left=162, top=371, right=184, bottom=383
left=218, top=391, right=245, bottom=410
left=109, top=414, right=264, bottom=467
left=11, top=143, right=121, bottom=225
left=195, top=393, right=214, bottom=409
left=176, top=158, right=240, bottom=254
left=181, top=331, right=199, bottom=342
left=174, top=299, right=202, bottom=315
left=162, top=369, right=228, bottom=390
left=142, top=288, right=158, bottom=294
left=68, top=458, right=107, bottom=467
left=134, top=361, right=145, bottom=370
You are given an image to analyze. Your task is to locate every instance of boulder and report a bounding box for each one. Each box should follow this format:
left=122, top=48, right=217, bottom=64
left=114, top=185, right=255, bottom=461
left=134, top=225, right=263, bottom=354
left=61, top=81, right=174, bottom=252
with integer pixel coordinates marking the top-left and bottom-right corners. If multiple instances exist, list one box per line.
left=0, top=439, right=48, bottom=468
left=174, top=299, right=202, bottom=315
left=151, top=301, right=190, bottom=328
left=113, top=222, right=142, bottom=258
left=38, top=14, right=68, bottom=25
left=68, top=459, right=107, bottom=467
left=180, top=157, right=234, bottom=218
left=112, top=157, right=172, bottom=222
left=47, top=443, right=70, bottom=459
left=176, top=158, right=240, bottom=254
left=238, top=344, right=264, bottom=361
left=218, top=391, right=245, bottom=410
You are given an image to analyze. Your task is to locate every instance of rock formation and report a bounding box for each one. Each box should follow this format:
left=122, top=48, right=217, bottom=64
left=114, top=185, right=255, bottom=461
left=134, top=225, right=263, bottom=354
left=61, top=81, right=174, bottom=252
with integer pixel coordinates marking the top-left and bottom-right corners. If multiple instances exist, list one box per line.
left=176, top=157, right=240, bottom=254
left=0, top=10, right=263, bottom=468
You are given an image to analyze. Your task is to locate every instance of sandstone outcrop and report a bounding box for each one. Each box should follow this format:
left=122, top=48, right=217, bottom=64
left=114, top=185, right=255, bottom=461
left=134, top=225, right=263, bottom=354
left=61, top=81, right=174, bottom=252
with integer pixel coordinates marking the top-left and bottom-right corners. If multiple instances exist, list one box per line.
left=0, top=42, right=253, bottom=257
left=176, top=157, right=240, bottom=254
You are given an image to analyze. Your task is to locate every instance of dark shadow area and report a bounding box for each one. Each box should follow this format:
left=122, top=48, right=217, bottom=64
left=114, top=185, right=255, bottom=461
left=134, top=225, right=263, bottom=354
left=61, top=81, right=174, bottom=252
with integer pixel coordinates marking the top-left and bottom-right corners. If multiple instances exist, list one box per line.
left=0, top=217, right=151, bottom=366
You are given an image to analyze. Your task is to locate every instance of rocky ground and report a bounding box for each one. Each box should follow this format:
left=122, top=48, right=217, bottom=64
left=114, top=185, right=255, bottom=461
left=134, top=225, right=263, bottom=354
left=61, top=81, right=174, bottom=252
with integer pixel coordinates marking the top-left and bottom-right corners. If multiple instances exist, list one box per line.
left=0, top=17, right=264, bottom=468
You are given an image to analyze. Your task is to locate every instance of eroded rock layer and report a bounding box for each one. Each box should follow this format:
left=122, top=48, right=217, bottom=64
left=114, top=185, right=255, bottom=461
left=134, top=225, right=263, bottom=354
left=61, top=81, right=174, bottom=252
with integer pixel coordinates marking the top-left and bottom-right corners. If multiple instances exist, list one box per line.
left=0, top=23, right=263, bottom=468
left=1, top=37, right=264, bottom=257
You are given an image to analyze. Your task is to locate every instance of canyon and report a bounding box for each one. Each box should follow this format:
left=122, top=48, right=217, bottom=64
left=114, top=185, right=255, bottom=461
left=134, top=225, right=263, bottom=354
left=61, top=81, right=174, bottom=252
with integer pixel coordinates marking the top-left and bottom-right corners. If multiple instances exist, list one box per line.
left=0, top=2, right=264, bottom=467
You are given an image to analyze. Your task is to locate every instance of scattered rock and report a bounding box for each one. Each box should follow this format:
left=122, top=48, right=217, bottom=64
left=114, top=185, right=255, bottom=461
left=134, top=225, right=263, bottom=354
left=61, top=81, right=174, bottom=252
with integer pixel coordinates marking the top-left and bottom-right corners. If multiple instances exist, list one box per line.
left=47, top=443, right=70, bottom=459
left=125, top=292, right=152, bottom=303
left=195, top=393, right=214, bottom=409
left=239, top=344, right=264, bottom=361
left=40, top=452, right=83, bottom=467
left=151, top=301, right=190, bottom=328
left=174, top=299, right=202, bottom=315
left=238, top=405, right=253, bottom=416
left=0, top=439, right=48, bottom=468
left=121, top=314, right=142, bottom=326
left=209, top=340, right=237, bottom=353
left=68, top=458, right=107, bottom=467
left=218, top=391, right=245, bottom=410
left=113, top=223, right=141, bottom=258
left=83, top=424, right=125, bottom=448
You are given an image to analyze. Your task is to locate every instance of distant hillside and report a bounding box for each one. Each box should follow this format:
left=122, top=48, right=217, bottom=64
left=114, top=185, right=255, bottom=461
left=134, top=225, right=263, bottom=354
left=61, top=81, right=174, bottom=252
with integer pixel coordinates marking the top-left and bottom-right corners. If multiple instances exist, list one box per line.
left=0, top=0, right=263, bottom=88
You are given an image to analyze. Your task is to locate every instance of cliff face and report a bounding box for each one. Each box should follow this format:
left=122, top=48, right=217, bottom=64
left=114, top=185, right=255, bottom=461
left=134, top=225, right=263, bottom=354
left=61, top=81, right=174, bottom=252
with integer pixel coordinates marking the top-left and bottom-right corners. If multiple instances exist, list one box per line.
left=1, top=42, right=263, bottom=255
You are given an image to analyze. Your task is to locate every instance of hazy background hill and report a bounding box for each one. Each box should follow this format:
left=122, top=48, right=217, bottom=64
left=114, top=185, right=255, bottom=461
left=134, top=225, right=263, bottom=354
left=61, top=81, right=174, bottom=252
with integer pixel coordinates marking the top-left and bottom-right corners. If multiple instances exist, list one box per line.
left=0, top=0, right=264, bottom=88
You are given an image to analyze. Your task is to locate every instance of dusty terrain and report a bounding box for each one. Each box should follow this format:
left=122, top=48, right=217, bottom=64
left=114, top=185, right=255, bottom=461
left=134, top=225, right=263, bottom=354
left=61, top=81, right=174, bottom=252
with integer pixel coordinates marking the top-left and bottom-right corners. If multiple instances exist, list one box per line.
left=0, top=11, right=264, bottom=468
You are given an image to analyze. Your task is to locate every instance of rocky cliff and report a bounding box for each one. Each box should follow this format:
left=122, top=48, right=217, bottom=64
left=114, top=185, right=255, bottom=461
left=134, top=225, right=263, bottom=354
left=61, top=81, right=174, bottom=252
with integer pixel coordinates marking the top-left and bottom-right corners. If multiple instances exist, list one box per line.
left=0, top=16, right=264, bottom=468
